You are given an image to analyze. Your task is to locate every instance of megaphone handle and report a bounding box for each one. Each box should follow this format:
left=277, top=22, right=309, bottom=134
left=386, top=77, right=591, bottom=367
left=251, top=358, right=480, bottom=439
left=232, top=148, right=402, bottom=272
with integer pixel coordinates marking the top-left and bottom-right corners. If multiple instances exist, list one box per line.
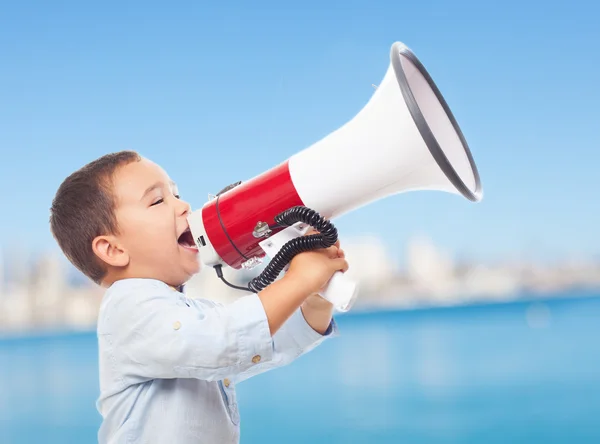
left=318, top=271, right=359, bottom=313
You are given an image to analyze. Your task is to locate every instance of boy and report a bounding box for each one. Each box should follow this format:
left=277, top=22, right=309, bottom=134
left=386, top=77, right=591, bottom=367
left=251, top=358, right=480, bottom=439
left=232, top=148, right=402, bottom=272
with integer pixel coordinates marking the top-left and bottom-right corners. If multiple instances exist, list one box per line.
left=49, top=151, right=349, bottom=444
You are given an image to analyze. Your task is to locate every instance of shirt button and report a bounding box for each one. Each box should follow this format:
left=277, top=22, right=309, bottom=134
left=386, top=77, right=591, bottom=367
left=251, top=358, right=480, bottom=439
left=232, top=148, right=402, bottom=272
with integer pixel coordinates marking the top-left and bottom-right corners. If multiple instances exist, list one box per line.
left=223, top=378, right=230, bottom=387
left=173, top=321, right=182, bottom=330
left=252, top=355, right=261, bottom=364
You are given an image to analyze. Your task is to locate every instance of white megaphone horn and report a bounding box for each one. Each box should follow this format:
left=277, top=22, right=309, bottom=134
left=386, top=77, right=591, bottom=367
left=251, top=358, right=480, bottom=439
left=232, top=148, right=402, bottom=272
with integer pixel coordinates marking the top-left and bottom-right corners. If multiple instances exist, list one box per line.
left=188, top=41, right=483, bottom=312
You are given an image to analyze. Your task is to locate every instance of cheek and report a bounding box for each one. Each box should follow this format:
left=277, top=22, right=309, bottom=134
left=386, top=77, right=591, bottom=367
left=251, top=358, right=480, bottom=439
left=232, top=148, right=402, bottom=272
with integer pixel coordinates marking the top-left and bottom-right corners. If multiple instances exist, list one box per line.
left=122, top=212, right=176, bottom=254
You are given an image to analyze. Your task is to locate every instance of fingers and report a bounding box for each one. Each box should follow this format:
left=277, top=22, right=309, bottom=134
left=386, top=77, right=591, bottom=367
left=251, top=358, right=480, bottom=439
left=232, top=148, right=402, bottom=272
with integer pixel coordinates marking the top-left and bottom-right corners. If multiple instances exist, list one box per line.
left=324, top=245, right=339, bottom=259
left=333, top=258, right=349, bottom=273
left=321, top=240, right=344, bottom=259
left=327, top=242, right=344, bottom=258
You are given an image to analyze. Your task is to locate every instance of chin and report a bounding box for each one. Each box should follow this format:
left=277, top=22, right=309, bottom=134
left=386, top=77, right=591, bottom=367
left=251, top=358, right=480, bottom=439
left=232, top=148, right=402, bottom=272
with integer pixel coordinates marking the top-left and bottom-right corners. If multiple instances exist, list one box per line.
left=182, top=263, right=201, bottom=283
left=189, top=258, right=202, bottom=275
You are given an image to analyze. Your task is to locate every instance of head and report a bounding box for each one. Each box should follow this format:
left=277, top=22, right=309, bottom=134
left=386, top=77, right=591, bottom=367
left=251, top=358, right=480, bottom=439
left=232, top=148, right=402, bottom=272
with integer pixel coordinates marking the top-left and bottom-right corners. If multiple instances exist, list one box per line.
left=50, top=151, right=200, bottom=288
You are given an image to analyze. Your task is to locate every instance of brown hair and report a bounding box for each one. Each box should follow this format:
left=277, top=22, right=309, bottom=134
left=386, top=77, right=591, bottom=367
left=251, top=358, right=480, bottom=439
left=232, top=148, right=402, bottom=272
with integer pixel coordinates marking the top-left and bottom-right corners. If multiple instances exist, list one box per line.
left=49, top=151, right=141, bottom=284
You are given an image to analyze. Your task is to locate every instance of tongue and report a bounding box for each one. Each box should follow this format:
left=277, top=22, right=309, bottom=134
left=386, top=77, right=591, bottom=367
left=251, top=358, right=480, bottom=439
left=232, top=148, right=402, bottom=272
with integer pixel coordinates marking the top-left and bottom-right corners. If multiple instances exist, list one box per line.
left=178, top=231, right=194, bottom=247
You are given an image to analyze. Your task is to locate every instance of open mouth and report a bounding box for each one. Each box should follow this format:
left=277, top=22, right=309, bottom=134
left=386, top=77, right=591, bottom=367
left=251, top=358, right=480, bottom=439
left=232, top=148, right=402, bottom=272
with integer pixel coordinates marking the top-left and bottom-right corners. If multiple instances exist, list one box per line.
left=178, top=228, right=198, bottom=251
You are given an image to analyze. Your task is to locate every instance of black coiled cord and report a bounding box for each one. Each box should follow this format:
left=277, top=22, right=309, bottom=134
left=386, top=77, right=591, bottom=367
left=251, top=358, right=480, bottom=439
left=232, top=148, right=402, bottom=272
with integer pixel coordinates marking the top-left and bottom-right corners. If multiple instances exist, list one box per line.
left=248, top=206, right=338, bottom=293
left=213, top=206, right=338, bottom=294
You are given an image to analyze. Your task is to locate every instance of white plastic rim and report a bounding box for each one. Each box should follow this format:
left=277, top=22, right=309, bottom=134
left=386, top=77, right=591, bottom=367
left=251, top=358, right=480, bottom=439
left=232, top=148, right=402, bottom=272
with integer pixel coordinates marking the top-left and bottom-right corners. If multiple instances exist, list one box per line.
left=391, top=42, right=482, bottom=202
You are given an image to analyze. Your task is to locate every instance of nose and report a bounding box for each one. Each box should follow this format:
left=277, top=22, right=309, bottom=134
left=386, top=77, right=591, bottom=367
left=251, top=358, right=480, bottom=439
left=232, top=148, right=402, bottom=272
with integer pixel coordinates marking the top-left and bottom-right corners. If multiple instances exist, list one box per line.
left=177, top=198, right=192, bottom=217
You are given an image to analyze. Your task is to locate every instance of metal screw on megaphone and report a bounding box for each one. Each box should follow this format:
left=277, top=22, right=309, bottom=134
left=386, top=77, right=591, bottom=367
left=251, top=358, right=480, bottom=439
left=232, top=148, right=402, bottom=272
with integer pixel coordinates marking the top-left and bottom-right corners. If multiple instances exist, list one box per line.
left=252, top=221, right=272, bottom=238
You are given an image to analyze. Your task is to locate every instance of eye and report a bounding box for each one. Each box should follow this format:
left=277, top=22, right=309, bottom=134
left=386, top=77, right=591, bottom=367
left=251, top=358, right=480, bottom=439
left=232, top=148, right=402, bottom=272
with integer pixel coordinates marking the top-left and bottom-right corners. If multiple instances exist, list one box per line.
left=174, top=194, right=180, bottom=199
left=151, top=198, right=164, bottom=206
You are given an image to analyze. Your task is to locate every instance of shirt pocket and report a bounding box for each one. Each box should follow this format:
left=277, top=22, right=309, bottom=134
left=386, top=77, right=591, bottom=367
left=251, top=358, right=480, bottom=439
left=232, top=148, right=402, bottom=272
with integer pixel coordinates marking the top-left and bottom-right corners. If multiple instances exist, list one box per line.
left=218, top=379, right=240, bottom=425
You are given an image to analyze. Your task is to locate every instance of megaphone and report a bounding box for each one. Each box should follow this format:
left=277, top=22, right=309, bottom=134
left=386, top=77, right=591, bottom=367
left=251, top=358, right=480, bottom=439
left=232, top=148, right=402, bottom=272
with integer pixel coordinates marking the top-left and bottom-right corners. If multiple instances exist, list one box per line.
left=188, top=41, right=482, bottom=312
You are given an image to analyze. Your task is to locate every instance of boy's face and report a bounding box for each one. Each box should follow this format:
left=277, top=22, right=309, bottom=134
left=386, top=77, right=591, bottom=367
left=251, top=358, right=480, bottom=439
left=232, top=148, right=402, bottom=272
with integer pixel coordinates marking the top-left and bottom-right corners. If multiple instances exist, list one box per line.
left=101, top=158, right=200, bottom=287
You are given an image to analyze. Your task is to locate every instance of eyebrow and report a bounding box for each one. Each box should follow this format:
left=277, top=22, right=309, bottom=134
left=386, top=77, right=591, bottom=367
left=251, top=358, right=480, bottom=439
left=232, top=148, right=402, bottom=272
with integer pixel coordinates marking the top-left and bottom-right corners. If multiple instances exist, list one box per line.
left=141, top=180, right=177, bottom=200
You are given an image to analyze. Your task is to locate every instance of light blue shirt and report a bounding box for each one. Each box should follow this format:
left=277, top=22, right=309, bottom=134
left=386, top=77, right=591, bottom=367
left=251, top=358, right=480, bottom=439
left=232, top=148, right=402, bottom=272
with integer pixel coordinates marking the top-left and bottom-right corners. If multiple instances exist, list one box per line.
left=96, top=278, right=336, bottom=444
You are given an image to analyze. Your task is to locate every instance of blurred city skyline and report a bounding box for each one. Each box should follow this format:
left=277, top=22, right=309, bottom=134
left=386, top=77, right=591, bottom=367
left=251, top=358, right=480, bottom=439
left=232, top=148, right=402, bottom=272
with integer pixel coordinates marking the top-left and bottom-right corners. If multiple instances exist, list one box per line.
left=2, top=231, right=598, bottom=335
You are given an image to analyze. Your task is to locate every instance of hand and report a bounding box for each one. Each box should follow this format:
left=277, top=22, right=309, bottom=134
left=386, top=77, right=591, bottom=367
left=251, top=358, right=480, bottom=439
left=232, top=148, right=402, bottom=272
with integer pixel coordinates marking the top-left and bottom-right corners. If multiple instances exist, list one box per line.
left=256, top=228, right=348, bottom=336
left=285, top=230, right=349, bottom=296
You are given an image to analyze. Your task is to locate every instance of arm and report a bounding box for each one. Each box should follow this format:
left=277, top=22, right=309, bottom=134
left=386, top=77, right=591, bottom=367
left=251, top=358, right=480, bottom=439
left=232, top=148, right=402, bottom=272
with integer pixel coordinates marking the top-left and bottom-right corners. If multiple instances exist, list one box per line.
left=256, top=272, right=312, bottom=335
left=301, top=294, right=335, bottom=335
left=232, top=295, right=337, bottom=384
left=106, top=241, right=347, bottom=384
left=259, top=237, right=346, bottom=336
left=107, top=274, right=323, bottom=383
left=230, top=243, right=347, bottom=383
left=109, top=286, right=273, bottom=383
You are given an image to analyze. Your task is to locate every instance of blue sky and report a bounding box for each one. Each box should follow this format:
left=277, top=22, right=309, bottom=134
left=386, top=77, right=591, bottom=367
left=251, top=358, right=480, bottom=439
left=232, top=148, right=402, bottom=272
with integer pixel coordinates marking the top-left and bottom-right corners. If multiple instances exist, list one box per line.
left=0, top=0, right=598, bottom=269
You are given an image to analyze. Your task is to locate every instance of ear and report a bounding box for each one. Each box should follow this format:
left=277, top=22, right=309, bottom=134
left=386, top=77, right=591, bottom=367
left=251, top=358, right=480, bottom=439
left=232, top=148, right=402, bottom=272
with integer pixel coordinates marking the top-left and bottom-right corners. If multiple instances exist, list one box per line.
left=92, top=235, right=130, bottom=268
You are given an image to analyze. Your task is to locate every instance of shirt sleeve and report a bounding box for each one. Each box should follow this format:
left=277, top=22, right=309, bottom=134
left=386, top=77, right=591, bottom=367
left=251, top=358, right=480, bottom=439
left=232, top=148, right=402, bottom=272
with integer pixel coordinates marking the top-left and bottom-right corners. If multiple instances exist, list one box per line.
left=232, top=306, right=338, bottom=384
left=105, top=284, right=275, bottom=383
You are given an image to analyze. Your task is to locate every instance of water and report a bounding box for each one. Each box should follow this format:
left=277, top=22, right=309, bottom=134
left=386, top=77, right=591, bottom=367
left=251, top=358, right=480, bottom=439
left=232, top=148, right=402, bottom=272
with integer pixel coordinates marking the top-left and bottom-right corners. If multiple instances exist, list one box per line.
left=1, top=294, right=600, bottom=443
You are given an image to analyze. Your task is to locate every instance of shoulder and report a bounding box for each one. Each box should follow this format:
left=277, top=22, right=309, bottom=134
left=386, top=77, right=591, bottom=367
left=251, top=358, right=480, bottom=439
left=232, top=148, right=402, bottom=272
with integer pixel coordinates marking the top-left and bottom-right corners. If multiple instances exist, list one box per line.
left=97, top=278, right=178, bottom=334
